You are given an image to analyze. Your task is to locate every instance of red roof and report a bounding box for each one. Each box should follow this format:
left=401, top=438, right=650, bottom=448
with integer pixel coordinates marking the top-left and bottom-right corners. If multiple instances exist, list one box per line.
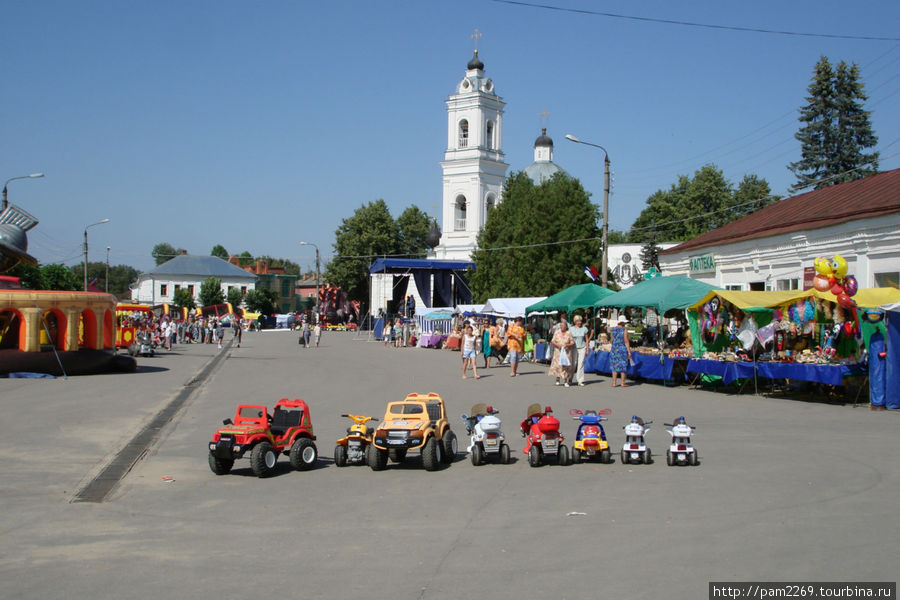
left=660, top=169, right=900, bottom=255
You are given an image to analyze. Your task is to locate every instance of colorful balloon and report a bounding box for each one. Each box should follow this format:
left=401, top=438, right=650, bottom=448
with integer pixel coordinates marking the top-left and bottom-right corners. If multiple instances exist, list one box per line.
left=830, top=283, right=844, bottom=296
left=837, top=292, right=855, bottom=309
left=831, top=254, right=848, bottom=279
left=844, top=275, right=858, bottom=297
left=813, top=274, right=831, bottom=292
left=814, top=256, right=833, bottom=277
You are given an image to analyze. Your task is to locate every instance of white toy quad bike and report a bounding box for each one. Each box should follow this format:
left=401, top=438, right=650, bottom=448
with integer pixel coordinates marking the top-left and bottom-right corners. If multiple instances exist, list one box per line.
left=461, top=403, right=510, bottom=466
left=621, top=415, right=652, bottom=465
left=665, top=416, right=698, bottom=466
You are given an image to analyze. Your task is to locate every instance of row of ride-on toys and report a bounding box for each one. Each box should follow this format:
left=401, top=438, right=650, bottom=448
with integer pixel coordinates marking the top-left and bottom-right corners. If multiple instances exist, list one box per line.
left=207, top=394, right=698, bottom=478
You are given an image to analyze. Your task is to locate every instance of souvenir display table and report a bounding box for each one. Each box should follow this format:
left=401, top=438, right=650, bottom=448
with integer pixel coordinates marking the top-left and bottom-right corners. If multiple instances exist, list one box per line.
left=584, top=349, right=688, bottom=383
left=417, top=334, right=448, bottom=348
left=686, top=358, right=864, bottom=386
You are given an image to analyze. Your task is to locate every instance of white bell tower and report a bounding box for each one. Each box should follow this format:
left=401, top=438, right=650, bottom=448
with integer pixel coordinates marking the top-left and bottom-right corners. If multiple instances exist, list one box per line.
left=435, top=35, right=508, bottom=260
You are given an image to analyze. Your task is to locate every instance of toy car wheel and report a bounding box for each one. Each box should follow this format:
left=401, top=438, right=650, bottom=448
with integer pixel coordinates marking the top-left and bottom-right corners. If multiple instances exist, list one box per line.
left=666, top=450, right=674, bottom=466
left=499, top=443, right=510, bottom=465
left=441, top=430, right=457, bottom=464
left=620, top=448, right=628, bottom=464
left=422, top=436, right=441, bottom=471
left=208, top=452, right=233, bottom=475
left=689, top=450, right=698, bottom=466
left=388, top=448, right=407, bottom=463
left=571, top=448, right=582, bottom=464
left=250, top=442, right=277, bottom=477
left=471, top=443, right=483, bottom=466
left=334, top=444, right=348, bottom=467
left=290, top=438, right=318, bottom=471
left=600, top=449, right=611, bottom=464
left=557, top=444, right=570, bottom=466
left=644, top=448, right=652, bottom=465
left=528, top=445, right=541, bottom=468
left=367, top=444, right=388, bottom=471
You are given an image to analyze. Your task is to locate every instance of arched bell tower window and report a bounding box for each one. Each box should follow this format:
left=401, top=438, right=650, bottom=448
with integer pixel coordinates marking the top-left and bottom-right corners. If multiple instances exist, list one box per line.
left=485, top=194, right=495, bottom=222
left=454, top=195, right=467, bottom=230
left=458, top=120, right=469, bottom=148
left=485, top=121, right=494, bottom=150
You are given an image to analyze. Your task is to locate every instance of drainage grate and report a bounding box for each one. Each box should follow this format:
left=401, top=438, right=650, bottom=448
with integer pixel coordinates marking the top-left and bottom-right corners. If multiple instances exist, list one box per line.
left=72, top=340, right=232, bottom=503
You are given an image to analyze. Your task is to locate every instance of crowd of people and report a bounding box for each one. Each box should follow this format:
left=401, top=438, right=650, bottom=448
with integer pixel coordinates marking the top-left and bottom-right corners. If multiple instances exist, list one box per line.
left=120, top=313, right=247, bottom=352
left=426, top=310, right=646, bottom=389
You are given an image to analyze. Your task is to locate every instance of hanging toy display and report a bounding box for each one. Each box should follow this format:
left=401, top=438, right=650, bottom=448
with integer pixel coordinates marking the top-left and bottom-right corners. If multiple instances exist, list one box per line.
left=811, top=253, right=860, bottom=337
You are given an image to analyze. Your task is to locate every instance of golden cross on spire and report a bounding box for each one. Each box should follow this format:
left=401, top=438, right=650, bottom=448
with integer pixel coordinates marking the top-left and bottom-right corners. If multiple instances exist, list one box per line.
left=471, top=28, right=483, bottom=51
left=539, top=108, right=550, bottom=128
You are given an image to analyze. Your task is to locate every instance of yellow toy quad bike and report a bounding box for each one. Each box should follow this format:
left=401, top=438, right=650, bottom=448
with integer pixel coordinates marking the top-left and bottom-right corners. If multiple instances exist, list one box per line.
left=334, top=413, right=376, bottom=466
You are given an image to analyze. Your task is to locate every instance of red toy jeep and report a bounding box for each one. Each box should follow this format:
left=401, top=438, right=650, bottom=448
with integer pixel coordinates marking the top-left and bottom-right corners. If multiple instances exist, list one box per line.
left=208, top=398, right=318, bottom=477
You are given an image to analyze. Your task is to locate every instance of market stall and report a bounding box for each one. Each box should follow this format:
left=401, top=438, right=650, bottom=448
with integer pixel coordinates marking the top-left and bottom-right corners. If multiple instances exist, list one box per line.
left=525, top=283, right=615, bottom=316
left=684, top=283, right=900, bottom=392
left=586, top=276, right=718, bottom=383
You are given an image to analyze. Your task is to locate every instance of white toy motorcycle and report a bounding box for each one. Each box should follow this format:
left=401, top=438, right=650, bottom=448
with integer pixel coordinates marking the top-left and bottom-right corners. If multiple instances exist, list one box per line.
left=621, top=415, right=652, bottom=465
left=461, top=403, right=510, bottom=466
left=665, top=416, right=698, bottom=466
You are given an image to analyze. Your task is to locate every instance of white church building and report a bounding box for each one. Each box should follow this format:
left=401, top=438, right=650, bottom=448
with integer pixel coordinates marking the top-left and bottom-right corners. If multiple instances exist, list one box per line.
left=369, top=49, right=574, bottom=315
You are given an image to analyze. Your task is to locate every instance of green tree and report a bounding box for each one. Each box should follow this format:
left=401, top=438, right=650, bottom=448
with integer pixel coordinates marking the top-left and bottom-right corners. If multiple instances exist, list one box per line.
left=244, top=288, right=279, bottom=315
left=75, top=261, right=138, bottom=298
left=396, top=205, right=432, bottom=257
left=7, top=262, right=42, bottom=289
left=237, top=251, right=254, bottom=267
left=226, top=287, right=244, bottom=309
left=628, top=165, right=774, bottom=243
left=40, top=264, right=81, bottom=291
left=470, top=172, right=600, bottom=300
left=199, top=276, right=224, bottom=307
left=173, top=287, right=196, bottom=311
left=152, top=242, right=184, bottom=265
left=327, top=199, right=400, bottom=301
left=639, top=239, right=662, bottom=272
left=789, top=56, right=879, bottom=192
left=211, top=244, right=229, bottom=259
left=256, top=255, right=301, bottom=276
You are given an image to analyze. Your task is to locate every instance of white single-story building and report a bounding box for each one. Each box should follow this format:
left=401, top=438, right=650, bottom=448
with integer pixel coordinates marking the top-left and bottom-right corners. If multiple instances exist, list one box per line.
left=658, top=169, right=900, bottom=291
left=131, top=254, right=258, bottom=305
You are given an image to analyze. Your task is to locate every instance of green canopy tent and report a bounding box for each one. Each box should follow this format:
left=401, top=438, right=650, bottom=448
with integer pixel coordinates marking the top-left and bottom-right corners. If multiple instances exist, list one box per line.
left=525, top=283, right=616, bottom=315
left=594, top=276, right=717, bottom=314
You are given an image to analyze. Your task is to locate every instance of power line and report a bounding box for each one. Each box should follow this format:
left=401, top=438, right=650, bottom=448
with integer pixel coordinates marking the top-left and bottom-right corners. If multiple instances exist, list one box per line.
left=489, top=0, right=900, bottom=41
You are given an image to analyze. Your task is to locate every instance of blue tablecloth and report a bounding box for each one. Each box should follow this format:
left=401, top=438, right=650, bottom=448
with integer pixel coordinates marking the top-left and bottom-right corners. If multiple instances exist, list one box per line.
left=686, top=359, right=861, bottom=386
left=584, top=350, right=676, bottom=381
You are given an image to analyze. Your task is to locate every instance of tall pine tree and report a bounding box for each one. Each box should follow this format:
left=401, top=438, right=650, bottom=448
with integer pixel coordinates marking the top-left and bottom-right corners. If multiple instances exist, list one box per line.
left=789, top=56, right=878, bottom=192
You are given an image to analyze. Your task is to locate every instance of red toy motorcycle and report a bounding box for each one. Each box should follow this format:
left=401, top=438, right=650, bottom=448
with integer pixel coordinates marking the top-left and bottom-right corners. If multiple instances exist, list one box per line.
left=520, top=403, right=569, bottom=467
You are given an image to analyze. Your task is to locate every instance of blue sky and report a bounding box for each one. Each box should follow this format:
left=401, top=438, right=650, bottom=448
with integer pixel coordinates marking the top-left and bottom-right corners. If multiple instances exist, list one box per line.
left=3, top=1, right=898, bottom=274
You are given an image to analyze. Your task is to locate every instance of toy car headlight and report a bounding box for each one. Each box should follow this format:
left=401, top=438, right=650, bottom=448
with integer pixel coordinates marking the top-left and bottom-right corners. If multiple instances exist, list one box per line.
left=209, top=443, right=216, bottom=450
left=233, top=445, right=241, bottom=452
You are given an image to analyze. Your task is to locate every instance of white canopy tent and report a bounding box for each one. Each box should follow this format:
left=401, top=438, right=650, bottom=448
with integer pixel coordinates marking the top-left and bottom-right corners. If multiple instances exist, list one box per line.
left=455, top=304, right=486, bottom=315
left=481, top=297, right=547, bottom=318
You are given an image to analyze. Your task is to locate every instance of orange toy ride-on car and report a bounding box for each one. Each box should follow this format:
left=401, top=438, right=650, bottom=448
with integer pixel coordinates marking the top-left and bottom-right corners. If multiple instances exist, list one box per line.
left=369, top=393, right=457, bottom=471
left=208, top=398, right=318, bottom=477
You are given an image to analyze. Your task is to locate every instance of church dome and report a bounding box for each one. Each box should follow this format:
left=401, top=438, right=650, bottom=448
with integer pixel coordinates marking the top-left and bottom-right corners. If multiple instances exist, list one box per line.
left=523, top=161, right=568, bottom=185
left=467, top=50, right=484, bottom=71
left=534, top=128, right=553, bottom=148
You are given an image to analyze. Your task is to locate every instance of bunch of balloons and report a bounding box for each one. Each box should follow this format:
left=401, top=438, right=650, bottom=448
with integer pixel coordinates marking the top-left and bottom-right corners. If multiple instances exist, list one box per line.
left=812, top=254, right=858, bottom=309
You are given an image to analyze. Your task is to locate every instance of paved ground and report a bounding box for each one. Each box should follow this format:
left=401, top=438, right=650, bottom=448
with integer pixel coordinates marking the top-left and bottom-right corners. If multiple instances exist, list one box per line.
left=0, top=329, right=897, bottom=599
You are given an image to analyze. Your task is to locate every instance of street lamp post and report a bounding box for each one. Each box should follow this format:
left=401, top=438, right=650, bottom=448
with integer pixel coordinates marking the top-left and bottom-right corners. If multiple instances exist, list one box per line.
left=2, top=173, right=44, bottom=211
left=299, top=241, right=320, bottom=323
left=565, top=134, right=611, bottom=287
left=106, top=246, right=111, bottom=293
left=83, top=219, right=110, bottom=291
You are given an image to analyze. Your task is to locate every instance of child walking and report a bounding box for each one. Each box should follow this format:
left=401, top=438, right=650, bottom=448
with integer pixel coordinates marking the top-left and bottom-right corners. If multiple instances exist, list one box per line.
left=461, top=325, right=480, bottom=380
